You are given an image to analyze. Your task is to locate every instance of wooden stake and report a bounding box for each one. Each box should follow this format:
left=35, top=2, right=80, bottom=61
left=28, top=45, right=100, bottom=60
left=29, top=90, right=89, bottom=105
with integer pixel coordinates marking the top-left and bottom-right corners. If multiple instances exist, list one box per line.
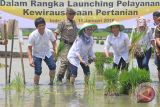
left=4, top=22, right=8, bottom=85
left=19, top=41, right=25, bottom=84
left=8, top=20, right=15, bottom=83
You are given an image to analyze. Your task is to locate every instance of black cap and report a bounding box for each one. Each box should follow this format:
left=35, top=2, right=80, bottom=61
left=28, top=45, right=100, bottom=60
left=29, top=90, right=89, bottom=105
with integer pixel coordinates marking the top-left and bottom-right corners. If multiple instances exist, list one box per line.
left=153, top=11, right=160, bottom=17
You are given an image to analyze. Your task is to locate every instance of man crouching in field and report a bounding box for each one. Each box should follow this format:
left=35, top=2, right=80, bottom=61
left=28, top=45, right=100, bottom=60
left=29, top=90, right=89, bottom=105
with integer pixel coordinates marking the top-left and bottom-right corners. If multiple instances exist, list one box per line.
left=28, top=17, right=56, bottom=85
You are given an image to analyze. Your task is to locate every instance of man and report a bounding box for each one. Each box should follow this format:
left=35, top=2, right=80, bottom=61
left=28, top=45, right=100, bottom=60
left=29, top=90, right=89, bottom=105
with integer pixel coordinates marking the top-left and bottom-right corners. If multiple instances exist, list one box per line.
left=28, top=17, right=56, bottom=85
left=104, top=21, right=130, bottom=70
left=54, top=7, right=78, bottom=82
left=153, top=11, right=160, bottom=81
left=153, top=11, right=160, bottom=26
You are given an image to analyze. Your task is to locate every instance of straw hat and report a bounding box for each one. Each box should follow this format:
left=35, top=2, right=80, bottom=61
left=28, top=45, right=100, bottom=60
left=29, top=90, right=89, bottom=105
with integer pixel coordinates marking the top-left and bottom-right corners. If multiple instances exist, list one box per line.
left=78, top=23, right=97, bottom=35
left=106, top=21, right=125, bottom=32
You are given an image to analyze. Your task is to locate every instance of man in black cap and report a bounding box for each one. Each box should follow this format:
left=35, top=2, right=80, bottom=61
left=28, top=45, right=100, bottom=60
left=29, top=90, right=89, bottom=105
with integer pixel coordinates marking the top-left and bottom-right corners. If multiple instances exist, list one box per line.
left=54, top=7, right=78, bottom=83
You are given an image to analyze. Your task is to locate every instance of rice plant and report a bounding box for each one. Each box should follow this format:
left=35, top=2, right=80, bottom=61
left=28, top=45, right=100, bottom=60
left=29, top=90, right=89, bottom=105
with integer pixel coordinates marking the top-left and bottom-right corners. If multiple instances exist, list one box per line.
left=96, top=39, right=99, bottom=44
left=4, top=73, right=25, bottom=92
left=119, top=68, right=150, bottom=94
left=87, top=71, right=96, bottom=92
left=54, top=41, right=65, bottom=61
left=103, top=68, right=119, bottom=96
left=95, top=52, right=106, bottom=75
left=100, top=40, right=104, bottom=45
left=129, top=30, right=145, bottom=67
left=95, top=52, right=113, bottom=75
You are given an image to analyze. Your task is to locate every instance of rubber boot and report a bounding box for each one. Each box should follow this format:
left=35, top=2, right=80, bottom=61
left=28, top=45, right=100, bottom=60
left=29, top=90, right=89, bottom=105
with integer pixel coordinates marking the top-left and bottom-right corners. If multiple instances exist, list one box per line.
left=34, top=75, right=40, bottom=85
left=49, top=70, right=55, bottom=85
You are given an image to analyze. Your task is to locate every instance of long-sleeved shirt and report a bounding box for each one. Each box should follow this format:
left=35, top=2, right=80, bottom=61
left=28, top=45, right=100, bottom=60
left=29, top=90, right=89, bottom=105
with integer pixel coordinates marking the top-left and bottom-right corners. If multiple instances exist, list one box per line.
left=104, top=32, right=130, bottom=64
left=67, top=36, right=95, bottom=67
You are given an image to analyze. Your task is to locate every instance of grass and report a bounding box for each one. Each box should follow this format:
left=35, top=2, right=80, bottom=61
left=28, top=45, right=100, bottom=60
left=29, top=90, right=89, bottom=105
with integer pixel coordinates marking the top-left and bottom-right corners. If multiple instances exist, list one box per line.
left=100, top=40, right=104, bottom=45
left=4, top=73, right=25, bottom=92
left=95, top=52, right=113, bottom=75
left=54, top=41, right=65, bottom=61
left=129, top=31, right=145, bottom=67
left=95, top=52, right=106, bottom=75
left=103, top=68, right=119, bottom=96
left=87, top=71, right=96, bottom=92
left=92, top=31, right=109, bottom=37
left=119, top=68, right=150, bottom=94
left=96, top=39, right=99, bottom=44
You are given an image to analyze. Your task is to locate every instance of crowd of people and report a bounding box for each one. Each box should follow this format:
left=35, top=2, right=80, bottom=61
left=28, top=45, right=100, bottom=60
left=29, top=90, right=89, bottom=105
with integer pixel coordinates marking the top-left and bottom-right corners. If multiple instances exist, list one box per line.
left=28, top=8, right=160, bottom=85
left=1, top=8, right=160, bottom=86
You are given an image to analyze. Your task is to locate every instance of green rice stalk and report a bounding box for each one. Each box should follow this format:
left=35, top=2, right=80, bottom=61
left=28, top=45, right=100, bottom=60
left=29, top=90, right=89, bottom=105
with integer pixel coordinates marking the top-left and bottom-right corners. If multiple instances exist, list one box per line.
left=54, top=41, right=65, bottom=61
left=103, top=68, right=119, bottom=96
left=3, top=73, right=25, bottom=92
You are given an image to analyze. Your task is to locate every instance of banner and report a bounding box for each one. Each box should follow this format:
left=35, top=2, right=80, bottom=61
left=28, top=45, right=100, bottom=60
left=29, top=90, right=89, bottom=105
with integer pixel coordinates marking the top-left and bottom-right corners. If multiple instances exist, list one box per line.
left=0, top=0, right=160, bottom=28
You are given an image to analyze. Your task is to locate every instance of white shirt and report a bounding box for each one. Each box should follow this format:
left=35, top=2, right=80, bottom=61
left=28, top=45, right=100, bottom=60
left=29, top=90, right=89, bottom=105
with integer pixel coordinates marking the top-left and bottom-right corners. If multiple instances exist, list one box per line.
left=67, top=36, right=95, bottom=67
left=105, top=32, right=130, bottom=64
left=28, top=28, right=56, bottom=59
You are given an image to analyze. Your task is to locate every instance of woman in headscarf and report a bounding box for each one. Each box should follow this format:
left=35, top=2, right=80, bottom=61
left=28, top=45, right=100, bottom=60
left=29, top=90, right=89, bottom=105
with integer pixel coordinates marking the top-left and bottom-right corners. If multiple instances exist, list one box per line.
left=67, top=23, right=97, bottom=85
left=134, top=17, right=154, bottom=71
left=104, top=21, right=130, bottom=70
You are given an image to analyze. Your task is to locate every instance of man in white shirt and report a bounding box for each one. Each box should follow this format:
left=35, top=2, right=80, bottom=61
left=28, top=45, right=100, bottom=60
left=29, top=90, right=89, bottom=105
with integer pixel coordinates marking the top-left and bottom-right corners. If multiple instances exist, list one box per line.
left=104, top=21, right=130, bottom=70
left=28, top=17, right=56, bottom=85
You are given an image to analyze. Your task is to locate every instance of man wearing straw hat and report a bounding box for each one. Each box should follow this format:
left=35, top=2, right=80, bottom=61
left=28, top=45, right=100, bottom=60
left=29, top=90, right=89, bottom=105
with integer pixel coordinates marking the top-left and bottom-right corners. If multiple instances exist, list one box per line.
left=104, top=21, right=130, bottom=70
left=54, top=7, right=78, bottom=83
left=67, top=23, right=97, bottom=85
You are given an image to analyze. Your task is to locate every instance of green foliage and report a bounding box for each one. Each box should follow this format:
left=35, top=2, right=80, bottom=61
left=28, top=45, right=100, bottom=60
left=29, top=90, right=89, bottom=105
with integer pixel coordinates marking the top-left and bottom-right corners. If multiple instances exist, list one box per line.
left=23, top=30, right=31, bottom=36
left=105, top=57, right=113, bottom=64
left=100, top=40, right=104, bottom=45
left=55, top=41, right=65, bottom=61
left=88, top=71, right=96, bottom=92
left=103, top=68, right=119, bottom=95
left=4, top=73, right=25, bottom=92
left=95, top=52, right=113, bottom=75
left=129, top=31, right=145, bottom=53
left=92, top=31, right=108, bottom=37
left=119, top=68, right=150, bottom=94
left=96, top=39, right=99, bottom=44
left=129, top=31, right=144, bottom=45
left=129, top=31, right=145, bottom=67
left=95, top=52, right=106, bottom=75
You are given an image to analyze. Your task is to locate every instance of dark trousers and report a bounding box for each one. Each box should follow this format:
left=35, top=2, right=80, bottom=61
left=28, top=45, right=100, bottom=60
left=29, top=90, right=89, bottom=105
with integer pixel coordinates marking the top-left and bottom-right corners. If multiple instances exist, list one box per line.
left=69, top=62, right=90, bottom=77
left=113, top=57, right=128, bottom=70
left=136, top=48, right=152, bottom=71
